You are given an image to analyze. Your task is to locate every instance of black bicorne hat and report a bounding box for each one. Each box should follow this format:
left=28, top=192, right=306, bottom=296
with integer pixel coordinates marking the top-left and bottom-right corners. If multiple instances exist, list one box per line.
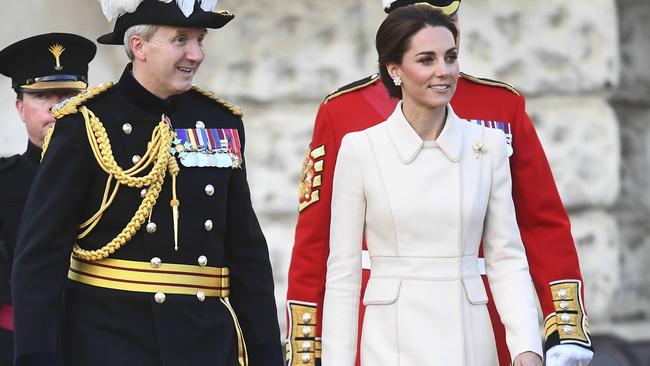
left=384, top=0, right=462, bottom=15
left=0, top=33, right=96, bottom=92
left=97, top=0, right=234, bottom=45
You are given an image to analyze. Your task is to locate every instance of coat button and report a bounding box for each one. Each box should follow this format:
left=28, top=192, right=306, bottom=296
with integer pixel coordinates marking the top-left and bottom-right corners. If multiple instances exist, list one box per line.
left=204, top=220, right=213, bottom=231
left=146, top=222, right=157, bottom=234
left=154, top=292, right=166, bottom=304
left=559, top=301, right=569, bottom=310
left=204, top=184, right=215, bottom=196
left=301, top=313, right=312, bottom=323
left=195, top=120, right=205, bottom=129
left=301, top=341, right=311, bottom=352
left=301, top=327, right=311, bottom=336
left=132, top=155, right=141, bottom=164
left=150, top=257, right=162, bottom=268
left=196, top=291, right=206, bottom=302
left=558, top=289, right=568, bottom=299
left=561, top=313, right=571, bottom=322
left=301, top=354, right=311, bottom=364
left=198, top=255, right=208, bottom=267
left=563, top=325, right=573, bottom=334
left=122, top=123, right=132, bottom=134
left=140, top=188, right=147, bottom=198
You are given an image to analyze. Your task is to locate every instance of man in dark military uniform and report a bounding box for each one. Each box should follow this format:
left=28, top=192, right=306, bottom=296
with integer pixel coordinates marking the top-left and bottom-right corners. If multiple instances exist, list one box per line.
left=0, top=33, right=96, bottom=366
left=11, top=1, right=283, bottom=366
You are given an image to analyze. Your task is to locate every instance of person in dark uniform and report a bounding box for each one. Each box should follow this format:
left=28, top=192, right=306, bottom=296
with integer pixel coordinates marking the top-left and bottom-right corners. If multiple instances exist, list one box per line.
left=11, top=1, right=283, bottom=366
left=0, top=32, right=96, bottom=366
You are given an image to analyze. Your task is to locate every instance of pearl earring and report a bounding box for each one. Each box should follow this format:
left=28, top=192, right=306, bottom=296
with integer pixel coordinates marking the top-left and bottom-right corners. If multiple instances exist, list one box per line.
left=393, top=77, right=402, bottom=86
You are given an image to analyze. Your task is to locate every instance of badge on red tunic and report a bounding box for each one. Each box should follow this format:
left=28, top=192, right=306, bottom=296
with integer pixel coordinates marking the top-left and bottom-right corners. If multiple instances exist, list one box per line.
left=298, top=145, right=325, bottom=212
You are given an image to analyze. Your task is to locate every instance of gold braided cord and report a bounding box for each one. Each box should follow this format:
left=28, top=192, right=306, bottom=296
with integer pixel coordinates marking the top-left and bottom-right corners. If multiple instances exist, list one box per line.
left=72, top=106, right=179, bottom=260
left=191, top=86, right=244, bottom=117
left=43, top=82, right=114, bottom=160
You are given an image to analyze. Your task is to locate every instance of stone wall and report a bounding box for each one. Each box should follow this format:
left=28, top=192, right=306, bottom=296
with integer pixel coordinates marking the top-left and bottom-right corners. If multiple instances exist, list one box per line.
left=0, top=0, right=648, bottom=340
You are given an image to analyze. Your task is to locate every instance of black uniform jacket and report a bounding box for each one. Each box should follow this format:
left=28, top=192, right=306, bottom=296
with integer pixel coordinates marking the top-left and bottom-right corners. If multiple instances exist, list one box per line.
left=12, top=65, right=283, bottom=366
left=0, top=142, right=40, bottom=304
left=0, top=142, right=40, bottom=363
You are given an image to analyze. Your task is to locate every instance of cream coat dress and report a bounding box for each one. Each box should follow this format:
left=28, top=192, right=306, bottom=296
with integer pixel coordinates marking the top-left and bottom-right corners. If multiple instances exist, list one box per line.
left=322, top=102, right=543, bottom=366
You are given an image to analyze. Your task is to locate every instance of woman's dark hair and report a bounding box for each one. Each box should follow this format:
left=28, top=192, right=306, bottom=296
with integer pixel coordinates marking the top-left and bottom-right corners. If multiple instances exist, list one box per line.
left=376, top=5, right=458, bottom=99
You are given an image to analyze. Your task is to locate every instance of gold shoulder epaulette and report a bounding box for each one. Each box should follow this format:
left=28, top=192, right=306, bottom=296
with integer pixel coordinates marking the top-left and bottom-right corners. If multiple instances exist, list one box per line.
left=52, top=82, right=114, bottom=119
left=191, top=86, right=243, bottom=117
left=460, top=72, right=520, bottom=96
left=324, top=73, right=381, bottom=103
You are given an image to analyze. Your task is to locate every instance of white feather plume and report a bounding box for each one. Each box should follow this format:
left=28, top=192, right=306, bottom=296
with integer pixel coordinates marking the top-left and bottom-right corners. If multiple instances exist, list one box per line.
left=199, top=0, right=218, bottom=12
left=99, top=0, right=218, bottom=21
left=98, top=0, right=145, bottom=21
left=175, top=0, right=195, bottom=17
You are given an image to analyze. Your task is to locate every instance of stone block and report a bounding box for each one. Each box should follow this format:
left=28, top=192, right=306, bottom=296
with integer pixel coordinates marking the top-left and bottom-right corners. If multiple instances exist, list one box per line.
left=459, top=0, right=619, bottom=95
left=242, top=102, right=319, bottom=214
left=258, top=213, right=300, bottom=337
left=527, top=97, right=620, bottom=209
left=569, top=210, right=621, bottom=322
left=202, top=0, right=377, bottom=102
left=615, top=0, right=650, bottom=102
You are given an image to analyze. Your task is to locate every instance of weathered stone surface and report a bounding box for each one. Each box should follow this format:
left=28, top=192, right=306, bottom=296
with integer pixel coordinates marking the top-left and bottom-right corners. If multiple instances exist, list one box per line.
left=459, top=0, right=619, bottom=95
left=258, top=213, right=299, bottom=337
left=615, top=0, right=650, bottom=102
left=569, top=210, right=621, bottom=322
left=242, top=102, right=318, bottom=214
left=527, top=97, right=620, bottom=209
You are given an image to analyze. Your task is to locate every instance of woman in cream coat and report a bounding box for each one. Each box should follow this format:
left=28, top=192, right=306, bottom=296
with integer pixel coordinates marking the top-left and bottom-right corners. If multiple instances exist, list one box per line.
left=322, top=6, right=543, bottom=366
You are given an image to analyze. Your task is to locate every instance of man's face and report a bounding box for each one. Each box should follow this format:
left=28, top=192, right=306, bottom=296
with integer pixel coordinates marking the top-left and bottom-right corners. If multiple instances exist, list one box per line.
left=16, top=90, right=77, bottom=148
left=139, top=25, right=207, bottom=99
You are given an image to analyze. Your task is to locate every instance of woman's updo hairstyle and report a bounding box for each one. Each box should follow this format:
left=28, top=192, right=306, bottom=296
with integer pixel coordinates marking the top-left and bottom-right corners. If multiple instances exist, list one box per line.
left=376, top=5, right=458, bottom=99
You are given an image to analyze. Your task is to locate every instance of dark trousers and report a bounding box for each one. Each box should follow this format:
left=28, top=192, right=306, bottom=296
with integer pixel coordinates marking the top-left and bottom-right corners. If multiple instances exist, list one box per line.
left=0, top=327, right=13, bottom=366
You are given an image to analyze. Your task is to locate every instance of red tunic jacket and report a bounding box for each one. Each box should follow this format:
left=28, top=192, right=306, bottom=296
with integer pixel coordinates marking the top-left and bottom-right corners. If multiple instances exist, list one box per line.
left=285, top=73, right=591, bottom=366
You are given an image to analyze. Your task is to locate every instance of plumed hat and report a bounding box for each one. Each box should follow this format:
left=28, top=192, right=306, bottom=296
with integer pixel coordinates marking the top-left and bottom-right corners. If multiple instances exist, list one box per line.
left=97, top=0, right=234, bottom=45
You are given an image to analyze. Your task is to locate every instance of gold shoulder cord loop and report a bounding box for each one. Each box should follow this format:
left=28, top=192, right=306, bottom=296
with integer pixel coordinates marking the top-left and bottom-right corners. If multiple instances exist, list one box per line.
left=72, top=107, right=180, bottom=260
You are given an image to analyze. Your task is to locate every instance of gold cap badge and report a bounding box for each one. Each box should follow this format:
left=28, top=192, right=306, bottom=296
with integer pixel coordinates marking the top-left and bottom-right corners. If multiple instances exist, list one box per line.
left=48, top=43, right=65, bottom=71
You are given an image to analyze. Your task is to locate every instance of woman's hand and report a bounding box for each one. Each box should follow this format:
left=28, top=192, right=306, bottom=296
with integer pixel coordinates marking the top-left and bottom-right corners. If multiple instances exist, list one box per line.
left=513, top=351, right=543, bottom=366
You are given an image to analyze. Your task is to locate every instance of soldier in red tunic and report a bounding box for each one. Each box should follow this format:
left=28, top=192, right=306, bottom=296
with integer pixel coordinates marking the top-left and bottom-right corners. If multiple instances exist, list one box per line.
left=286, top=1, right=594, bottom=366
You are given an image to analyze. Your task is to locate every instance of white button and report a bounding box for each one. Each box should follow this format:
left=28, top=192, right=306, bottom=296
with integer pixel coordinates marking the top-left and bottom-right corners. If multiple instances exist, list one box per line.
left=195, top=121, right=205, bottom=129
left=301, top=342, right=311, bottom=352
left=301, top=327, right=312, bottom=336
left=559, top=301, right=569, bottom=310
left=154, top=292, right=166, bottom=304
left=204, top=184, right=215, bottom=196
left=204, top=220, right=213, bottom=231
left=198, top=255, right=208, bottom=267
left=558, top=289, right=568, bottom=299
left=561, top=313, right=571, bottom=322
left=140, top=188, right=147, bottom=198
left=146, top=222, right=157, bottom=234
left=301, top=354, right=311, bottom=364
left=122, top=123, right=132, bottom=134
left=150, top=257, right=162, bottom=268
left=301, top=312, right=312, bottom=323
left=132, top=155, right=141, bottom=164
left=563, top=325, right=573, bottom=334
left=197, top=291, right=206, bottom=302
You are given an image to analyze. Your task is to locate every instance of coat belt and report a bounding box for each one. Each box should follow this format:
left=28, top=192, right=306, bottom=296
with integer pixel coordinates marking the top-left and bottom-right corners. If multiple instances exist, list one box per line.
left=67, top=255, right=230, bottom=297
left=369, top=255, right=483, bottom=279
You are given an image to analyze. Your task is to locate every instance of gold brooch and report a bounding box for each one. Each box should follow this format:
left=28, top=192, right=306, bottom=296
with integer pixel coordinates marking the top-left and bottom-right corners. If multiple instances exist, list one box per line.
left=472, top=141, right=488, bottom=158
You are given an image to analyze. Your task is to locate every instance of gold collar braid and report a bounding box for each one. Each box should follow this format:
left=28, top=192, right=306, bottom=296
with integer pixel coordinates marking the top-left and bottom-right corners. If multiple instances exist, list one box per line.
left=72, top=106, right=180, bottom=260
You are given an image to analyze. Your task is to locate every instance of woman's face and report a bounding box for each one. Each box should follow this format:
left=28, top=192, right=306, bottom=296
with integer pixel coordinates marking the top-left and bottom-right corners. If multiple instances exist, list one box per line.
left=389, top=25, right=459, bottom=110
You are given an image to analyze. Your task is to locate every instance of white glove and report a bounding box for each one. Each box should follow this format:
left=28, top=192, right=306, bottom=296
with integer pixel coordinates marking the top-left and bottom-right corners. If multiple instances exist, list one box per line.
left=545, top=344, right=594, bottom=366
